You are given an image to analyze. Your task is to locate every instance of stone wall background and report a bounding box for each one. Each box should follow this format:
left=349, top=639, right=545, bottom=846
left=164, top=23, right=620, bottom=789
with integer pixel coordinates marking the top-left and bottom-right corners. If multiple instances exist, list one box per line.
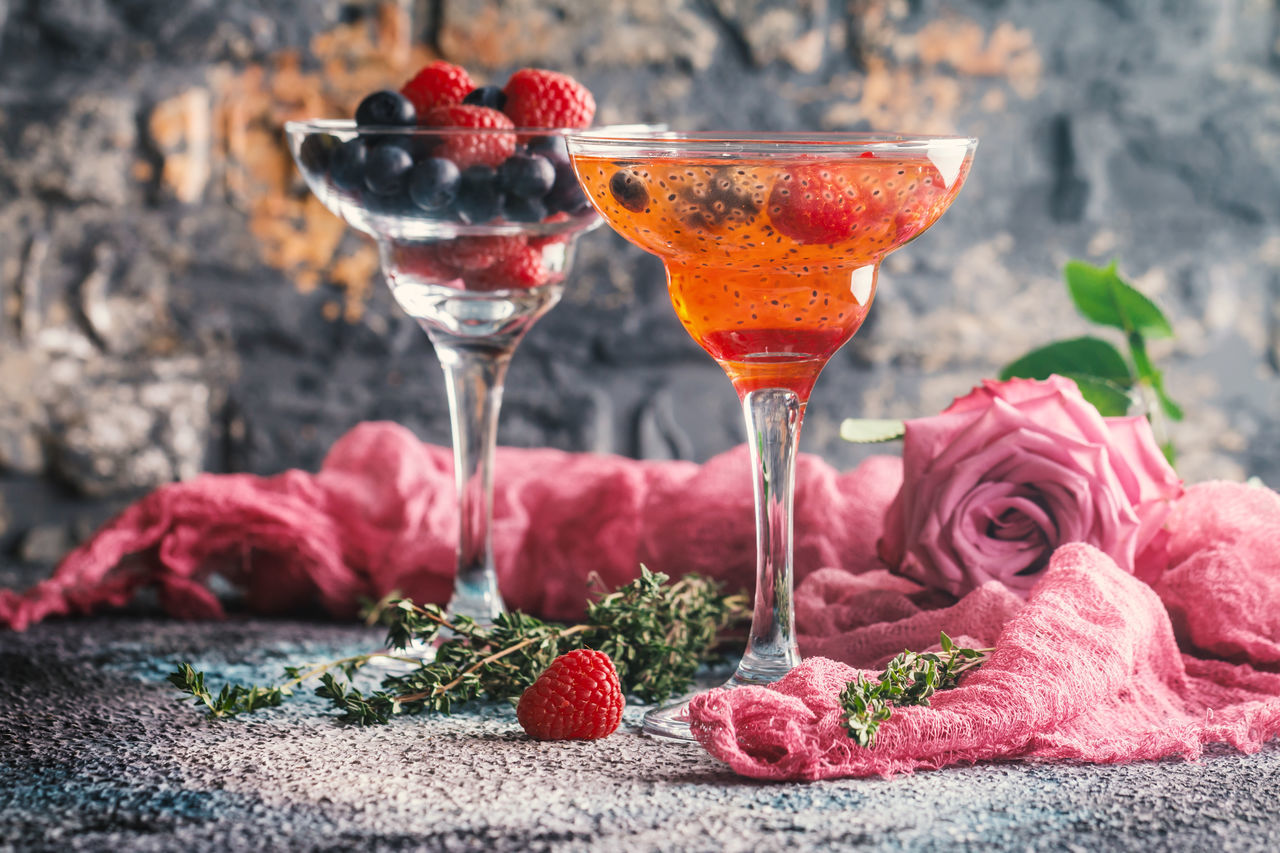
left=0, top=0, right=1277, bottom=575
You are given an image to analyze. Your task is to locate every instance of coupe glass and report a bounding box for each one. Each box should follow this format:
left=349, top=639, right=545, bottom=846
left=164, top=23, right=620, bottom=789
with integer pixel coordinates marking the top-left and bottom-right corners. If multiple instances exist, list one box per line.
left=567, top=129, right=978, bottom=739
left=286, top=120, right=603, bottom=624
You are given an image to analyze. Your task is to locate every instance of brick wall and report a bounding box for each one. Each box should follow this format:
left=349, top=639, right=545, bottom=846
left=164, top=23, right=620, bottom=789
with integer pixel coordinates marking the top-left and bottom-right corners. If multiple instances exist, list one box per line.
left=1, top=0, right=1277, bottom=572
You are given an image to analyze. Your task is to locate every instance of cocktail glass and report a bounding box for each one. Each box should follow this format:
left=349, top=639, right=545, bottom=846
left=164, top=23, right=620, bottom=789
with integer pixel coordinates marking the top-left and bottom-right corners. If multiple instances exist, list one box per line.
left=567, top=130, right=977, bottom=740
left=286, top=120, right=603, bottom=624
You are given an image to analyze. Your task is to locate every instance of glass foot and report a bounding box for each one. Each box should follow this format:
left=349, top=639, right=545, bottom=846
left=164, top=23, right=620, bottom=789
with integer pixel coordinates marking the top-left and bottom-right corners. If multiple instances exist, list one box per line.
left=641, top=664, right=794, bottom=742
left=397, top=637, right=437, bottom=663
left=362, top=639, right=436, bottom=672
left=642, top=695, right=698, bottom=742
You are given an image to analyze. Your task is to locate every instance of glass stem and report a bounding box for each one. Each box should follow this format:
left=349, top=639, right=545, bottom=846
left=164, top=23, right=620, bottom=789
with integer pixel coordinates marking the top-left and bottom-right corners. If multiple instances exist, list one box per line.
left=436, top=343, right=511, bottom=624
left=731, top=387, right=804, bottom=685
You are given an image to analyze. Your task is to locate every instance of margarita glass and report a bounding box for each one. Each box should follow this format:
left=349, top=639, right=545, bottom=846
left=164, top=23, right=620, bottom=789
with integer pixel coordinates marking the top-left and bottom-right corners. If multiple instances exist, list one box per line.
left=567, top=130, right=977, bottom=739
left=287, top=120, right=602, bottom=624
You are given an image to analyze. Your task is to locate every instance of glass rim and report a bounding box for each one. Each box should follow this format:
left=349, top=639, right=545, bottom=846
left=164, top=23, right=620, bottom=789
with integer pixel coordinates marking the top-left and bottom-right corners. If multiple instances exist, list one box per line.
left=565, top=128, right=978, bottom=156
left=284, top=119, right=665, bottom=137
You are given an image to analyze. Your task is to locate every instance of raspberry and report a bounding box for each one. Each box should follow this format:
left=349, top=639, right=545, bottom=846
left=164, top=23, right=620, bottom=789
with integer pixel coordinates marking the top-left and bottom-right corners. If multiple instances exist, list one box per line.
left=767, top=164, right=883, bottom=245
left=527, top=213, right=573, bottom=251
left=389, top=243, right=460, bottom=283
left=528, top=232, right=569, bottom=249
left=464, top=244, right=551, bottom=291
left=502, top=68, right=596, bottom=129
left=423, top=104, right=516, bottom=169
left=516, top=649, right=624, bottom=740
left=528, top=213, right=572, bottom=250
left=441, top=234, right=526, bottom=272
left=400, top=61, right=475, bottom=117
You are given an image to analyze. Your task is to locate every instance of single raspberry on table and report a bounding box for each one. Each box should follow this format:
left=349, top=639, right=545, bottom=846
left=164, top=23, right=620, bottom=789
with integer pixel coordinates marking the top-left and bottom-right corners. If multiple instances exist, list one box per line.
left=464, top=244, right=551, bottom=291
left=767, top=164, right=883, bottom=245
left=423, top=104, right=516, bottom=169
left=516, top=649, right=624, bottom=741
left=502, top=68, right=596, bottom=129
left=400, top=61, right=475, bottom=117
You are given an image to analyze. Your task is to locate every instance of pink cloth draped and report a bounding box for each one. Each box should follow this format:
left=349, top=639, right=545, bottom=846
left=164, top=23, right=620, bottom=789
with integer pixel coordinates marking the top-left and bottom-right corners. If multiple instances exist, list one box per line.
left=691, top=483, right=1280, bottom=779
left=3, top=421, right=1279, bottom=782
left=0, top=421, right=894, bottom=630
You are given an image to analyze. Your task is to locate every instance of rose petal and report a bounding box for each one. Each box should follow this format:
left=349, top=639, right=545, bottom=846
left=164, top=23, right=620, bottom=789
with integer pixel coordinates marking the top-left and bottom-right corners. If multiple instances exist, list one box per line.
left=944, top=375, right=1082, bottom=415
left=883, top=376, right=1174, bottom=599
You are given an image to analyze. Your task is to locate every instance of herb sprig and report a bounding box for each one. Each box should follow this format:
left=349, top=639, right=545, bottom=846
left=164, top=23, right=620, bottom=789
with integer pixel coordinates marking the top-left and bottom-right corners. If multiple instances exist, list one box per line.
left=167, top=652, right=420, bottom=719
left=839, top=632, right=991, bottom=748
left=168, top=663, right=288, bottom=718
left=169, top=567, right=745, bottom=725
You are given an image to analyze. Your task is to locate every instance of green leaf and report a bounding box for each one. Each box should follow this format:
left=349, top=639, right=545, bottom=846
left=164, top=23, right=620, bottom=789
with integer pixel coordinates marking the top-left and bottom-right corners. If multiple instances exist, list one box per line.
left=1065, top=375, right=1135, bottom=417
left=999, top=335, right=1133, bottom=386
left=1129, top=333, right=1184, bottom=422
left=999, top=336, right=1136, bottom=417
left=1064, top=260, right=1173, bottom=339
left=839, top=418, right=906, bottom=443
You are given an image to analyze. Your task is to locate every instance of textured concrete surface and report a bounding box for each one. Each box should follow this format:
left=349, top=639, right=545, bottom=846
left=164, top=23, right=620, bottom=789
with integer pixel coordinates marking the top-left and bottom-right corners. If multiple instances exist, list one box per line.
left=2, top=615, right=1279, bottom=852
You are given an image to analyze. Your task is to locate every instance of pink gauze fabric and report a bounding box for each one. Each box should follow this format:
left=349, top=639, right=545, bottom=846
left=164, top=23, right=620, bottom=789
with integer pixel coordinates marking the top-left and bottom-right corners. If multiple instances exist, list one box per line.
left=5, top=421, right=1280, bottom=782
left=0, top=421, right=899, bottom=630
left=690, top=482, right=1280, bottom=779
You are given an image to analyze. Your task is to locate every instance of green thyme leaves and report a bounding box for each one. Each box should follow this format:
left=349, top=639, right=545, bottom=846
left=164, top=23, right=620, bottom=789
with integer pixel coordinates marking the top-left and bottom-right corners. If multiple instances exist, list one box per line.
left=168, top=567, right=745, bottom=725
left=167, top=662, right=288, bottom=718
left=839, top=632, right=991, bottom=748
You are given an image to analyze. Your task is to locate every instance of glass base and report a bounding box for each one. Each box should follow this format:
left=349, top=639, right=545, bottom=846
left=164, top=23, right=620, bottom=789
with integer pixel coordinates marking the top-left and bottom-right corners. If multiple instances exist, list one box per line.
left=642, top=695, right=698, bottom=741
left=363, top=639, right=436, bottom=671
left=446, top=577, right=505, bottom=627
left=641, top=663, right=795, bottom=742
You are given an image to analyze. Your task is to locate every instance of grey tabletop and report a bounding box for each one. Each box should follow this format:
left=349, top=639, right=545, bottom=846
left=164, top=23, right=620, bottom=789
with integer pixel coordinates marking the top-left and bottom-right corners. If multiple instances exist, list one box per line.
left=1, top=615, right=1278, bottom=853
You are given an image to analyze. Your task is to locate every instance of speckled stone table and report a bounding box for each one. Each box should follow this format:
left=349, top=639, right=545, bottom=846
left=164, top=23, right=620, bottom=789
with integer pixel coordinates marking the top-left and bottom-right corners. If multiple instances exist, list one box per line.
left=2, top=616, right=1279, bottom=853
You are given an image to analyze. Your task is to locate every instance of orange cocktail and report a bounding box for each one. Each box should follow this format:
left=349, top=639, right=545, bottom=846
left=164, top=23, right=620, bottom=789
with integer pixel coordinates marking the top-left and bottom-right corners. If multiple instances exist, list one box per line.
left=568, top=131, right=977, bottom=741
left=574, top=148, right=972, bottom=398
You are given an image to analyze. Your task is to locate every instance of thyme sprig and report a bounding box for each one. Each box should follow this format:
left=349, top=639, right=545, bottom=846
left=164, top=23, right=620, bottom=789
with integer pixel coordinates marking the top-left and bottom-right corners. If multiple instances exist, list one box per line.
left=169, top=567, right=745, bottom=725
left=167, top=663, right=288, bottom=718
left=840, top=632, right=992, bottom=748
left=167, top=651, right=421, bottom=720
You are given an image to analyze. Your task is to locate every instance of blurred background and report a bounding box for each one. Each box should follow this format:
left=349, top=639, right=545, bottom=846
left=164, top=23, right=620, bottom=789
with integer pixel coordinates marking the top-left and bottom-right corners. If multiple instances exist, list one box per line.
left=0, top=0, right=1277, bottom=580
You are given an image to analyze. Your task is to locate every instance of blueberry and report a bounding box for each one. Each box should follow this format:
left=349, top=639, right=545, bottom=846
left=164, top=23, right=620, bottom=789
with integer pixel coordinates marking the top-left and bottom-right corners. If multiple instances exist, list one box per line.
left=527, top=134, right=569, bottom=164
left=363, top=144, right=414, bottom=195
left=299, top=133, right=339, bottom=175
left=365, top=186, right=415, bottom=215
left=681, top=166, right=761, bottom=228
left=609, top=169, right=649, bottom=212
left=497, top=153, right=556, bottom=199
left=354, top=90, right=417, bottom=127
left=546, top=162, right=590, bottom=214
left=502, top=195, right=548, bottom=223
left=328, top=138, right=368, bottom=194
left=409, top=157, right=461, bottom=211
left=377, top=133, right=434, bottom=160
left=462, top=85, right=507, bottom=111
left=455, top=165, right=503, bottom=224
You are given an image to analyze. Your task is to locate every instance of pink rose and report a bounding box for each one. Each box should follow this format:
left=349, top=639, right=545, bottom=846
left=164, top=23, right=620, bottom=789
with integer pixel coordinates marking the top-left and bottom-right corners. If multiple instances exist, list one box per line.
left=878, top=375, right=1183, bottom=597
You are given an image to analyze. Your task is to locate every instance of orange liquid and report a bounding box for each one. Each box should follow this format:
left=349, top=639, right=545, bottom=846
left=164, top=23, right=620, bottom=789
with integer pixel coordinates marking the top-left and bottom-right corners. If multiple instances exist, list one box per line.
left=573, top=152, right=971, bottom=397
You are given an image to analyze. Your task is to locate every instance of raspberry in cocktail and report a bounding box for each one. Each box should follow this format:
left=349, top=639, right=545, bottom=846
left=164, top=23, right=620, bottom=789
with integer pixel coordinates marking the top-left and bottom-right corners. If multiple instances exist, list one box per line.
left=568, top=131, right=977, bottom=740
